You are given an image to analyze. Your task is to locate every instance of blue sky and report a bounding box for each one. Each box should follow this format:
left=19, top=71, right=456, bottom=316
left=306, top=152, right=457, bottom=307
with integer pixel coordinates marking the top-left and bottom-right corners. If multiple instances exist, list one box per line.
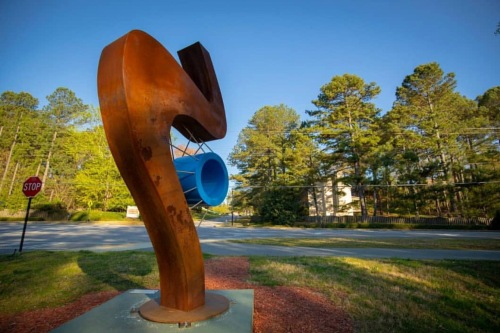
left=1, top=0, right=499, bottom=177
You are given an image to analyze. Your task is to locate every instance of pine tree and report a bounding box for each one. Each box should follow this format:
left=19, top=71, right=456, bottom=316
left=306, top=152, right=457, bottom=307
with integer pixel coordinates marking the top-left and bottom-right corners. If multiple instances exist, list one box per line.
left=306, top=74, right=381, bottom=216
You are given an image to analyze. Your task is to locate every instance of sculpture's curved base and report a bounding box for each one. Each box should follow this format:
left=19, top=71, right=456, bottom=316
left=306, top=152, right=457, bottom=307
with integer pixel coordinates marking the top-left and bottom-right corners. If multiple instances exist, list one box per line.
left=139, top=293, right=230, bottom=323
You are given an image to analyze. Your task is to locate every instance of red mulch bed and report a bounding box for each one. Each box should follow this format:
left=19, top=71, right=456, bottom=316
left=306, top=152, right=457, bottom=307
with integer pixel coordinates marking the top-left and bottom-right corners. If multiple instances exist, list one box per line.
left=0, top=257, right=353, bottom=333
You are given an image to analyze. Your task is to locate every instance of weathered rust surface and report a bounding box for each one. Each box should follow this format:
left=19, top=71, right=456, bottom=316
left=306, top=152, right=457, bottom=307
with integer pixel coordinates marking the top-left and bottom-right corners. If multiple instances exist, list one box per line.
left=97, top=30, right=226, bottom=315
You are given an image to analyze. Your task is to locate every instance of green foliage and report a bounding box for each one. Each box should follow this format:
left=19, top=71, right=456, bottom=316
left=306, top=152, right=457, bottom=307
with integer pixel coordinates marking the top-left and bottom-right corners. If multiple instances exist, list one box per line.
left=209, top=204, right=231, bottom=215
left=306, top=74, right=382, bottom=216
left=228, top=64, right=499, bottom=222
left=383, top=63, right=500, bottom=217
left=43, top=87, right=89, bottom=128
left=0, top=91, right=43, bottom=207
left=490, top=210, right=500, bottom=230
left=190, top=207, right=224, bottom=221
left=258, top=187, right=308, bottom=225
left=229, top=104, right=300, bottom=187
left=70, top=125, right=133, bottom=211
left=0, top=89, right=135, bottom=215
left=32, top=202, right=66, bottom=211
left=229, top=104, right=320, bottom=213
left=69, top=210, right=125, bottom=221
left=477, top=86, right=500, bottom=147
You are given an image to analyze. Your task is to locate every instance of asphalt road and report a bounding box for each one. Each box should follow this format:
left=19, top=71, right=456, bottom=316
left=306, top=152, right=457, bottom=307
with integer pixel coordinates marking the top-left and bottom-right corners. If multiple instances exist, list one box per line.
left=1, top=221, right=499, bottom=260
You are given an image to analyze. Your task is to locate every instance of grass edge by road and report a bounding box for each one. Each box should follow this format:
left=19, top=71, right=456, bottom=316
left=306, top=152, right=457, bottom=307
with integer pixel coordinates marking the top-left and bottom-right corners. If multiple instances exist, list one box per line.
left=230, top=236, right=500, bottom=250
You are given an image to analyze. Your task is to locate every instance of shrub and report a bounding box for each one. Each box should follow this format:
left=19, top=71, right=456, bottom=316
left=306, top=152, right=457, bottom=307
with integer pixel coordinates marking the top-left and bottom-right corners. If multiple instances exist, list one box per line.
left=258, top=188, right=307, bottom=225
left=490, top=210, right=500, bottom=230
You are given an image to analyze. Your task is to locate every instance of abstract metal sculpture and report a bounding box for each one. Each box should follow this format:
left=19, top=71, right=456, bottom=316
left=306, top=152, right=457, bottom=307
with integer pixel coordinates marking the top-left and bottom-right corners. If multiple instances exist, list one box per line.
left=97, top=30, right=229, bottom=323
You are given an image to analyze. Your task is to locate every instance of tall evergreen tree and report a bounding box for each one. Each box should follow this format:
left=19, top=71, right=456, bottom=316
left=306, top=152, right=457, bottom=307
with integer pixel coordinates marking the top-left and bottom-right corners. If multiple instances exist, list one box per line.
left=41, top=88, right=88, bottom=195
left=229, top=104, right=317, bottom=219
left=306, top=74, right=381, bottom=216
left=477, top=86, right=500, bottom=147
left=391, top=63, right=464, bottom=213
left=229, top=104, right=301, bottom=188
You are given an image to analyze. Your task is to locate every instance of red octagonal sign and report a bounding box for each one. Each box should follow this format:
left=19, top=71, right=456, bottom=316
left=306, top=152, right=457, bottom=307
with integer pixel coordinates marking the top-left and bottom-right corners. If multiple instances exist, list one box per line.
left=22, top=176, right=43, bottom=198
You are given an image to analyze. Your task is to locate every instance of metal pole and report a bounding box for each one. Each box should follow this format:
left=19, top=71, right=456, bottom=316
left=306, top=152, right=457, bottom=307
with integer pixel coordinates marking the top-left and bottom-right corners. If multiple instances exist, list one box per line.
left=19, top=197, right=32, bottom=253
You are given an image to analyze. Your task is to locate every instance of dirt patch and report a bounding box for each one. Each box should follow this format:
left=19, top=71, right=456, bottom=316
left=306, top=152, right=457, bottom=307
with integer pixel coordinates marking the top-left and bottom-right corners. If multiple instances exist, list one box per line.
left=0, top=257, right=352, bottom=333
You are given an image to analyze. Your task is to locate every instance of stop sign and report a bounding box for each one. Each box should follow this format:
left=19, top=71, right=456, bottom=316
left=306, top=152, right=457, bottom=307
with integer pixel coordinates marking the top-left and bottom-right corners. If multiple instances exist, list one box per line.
left=22, top=176, right=43, bottom=198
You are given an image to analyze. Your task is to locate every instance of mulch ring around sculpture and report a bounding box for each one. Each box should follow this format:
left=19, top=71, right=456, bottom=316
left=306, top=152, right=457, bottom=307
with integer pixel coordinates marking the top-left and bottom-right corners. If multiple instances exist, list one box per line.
left=0, top=257, right=353, bottom=333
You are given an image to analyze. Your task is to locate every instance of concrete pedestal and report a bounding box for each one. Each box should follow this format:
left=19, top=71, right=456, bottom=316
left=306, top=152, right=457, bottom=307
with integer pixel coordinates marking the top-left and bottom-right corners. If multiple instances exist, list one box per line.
left=50, top=289, right=254, bottom=333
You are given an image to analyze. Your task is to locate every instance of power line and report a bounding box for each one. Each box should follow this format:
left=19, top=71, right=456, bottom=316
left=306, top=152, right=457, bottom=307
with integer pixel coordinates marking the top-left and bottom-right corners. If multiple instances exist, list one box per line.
left=236, top=180, right=500, bottom=189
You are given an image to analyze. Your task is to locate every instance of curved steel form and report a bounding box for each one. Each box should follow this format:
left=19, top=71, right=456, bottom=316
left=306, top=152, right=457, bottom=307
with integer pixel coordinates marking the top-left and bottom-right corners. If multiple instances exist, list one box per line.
left=97, top=30, right=228, bottom=322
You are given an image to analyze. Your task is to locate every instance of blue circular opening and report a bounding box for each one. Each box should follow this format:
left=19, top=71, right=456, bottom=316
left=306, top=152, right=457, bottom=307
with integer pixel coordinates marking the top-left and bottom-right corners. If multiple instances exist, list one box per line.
left=198, top=155, right=228, bottom=206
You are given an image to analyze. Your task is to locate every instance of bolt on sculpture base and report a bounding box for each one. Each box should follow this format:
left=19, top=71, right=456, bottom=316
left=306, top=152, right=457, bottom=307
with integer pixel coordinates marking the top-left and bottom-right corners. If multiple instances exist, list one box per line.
left=97, top=30, right=230, bottom=323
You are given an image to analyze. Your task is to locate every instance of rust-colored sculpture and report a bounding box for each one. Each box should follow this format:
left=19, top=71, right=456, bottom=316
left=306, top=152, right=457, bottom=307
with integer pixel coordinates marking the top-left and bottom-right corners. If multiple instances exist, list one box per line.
left=97, top=30, right=228, bottom=323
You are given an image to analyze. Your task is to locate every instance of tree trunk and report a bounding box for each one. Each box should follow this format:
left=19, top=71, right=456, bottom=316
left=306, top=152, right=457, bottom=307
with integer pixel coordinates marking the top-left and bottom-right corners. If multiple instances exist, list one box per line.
left=427, top=97, right=456, bottom=213
left=371, top=167, right=380, bottom=216
left=311, top=185, right=320, bottom=223
left=410, top=185, right=420, bottom=218
left=8, top=162, right=19, bottom=196
left=466, top=137, right=478, bottom=182
left=36, top=161, right=41, bottom=177
left=307, top=156, right=321, bottom=224
left=103, top=180, right=111, bottom=211
left=453, top=167, right=464, bottom=216
left=354, top=161, right=367, bottom=217
left=373, top=188, right=384, bottom=216
left=386, top=187, right=390, bottom=215
left=42, top=131, right=58, bottom=190
left=358, top=184, right=367, bottom=217
left=435, top=195, right=442, bottom=216
left=0, top=124, right=20, bottom=193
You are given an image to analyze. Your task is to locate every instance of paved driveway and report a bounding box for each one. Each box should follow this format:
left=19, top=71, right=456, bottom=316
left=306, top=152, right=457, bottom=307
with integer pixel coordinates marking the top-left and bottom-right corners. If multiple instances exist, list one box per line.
left=1, top=221, right=499, bottom=260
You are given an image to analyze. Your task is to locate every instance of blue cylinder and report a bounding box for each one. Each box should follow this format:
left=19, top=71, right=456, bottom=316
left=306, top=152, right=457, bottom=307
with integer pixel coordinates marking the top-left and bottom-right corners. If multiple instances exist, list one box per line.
left=173, top=152, right=229, bottom=206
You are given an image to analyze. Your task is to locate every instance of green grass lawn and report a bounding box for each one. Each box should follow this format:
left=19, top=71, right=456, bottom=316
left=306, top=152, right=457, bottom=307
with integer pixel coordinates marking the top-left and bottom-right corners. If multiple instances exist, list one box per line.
left=0, top=251, right=160, bottom=314
left=250, top=256, right=500, bottom=333
left=231, top=236, right=500, bottom=250
left=1, top=251, right=499, bottom=332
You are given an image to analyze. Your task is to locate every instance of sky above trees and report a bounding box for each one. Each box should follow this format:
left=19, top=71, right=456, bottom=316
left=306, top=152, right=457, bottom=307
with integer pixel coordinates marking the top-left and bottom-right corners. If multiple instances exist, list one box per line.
left=1, top=0, right=499, bottom=175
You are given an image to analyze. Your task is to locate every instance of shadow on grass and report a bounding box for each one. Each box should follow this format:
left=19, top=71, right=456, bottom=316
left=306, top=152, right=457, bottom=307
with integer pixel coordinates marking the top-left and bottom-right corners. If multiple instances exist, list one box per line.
left=77, top=250, right=158, bottom=291
left=0, top=251, right=89, bottom=314
left=413, top=258, right=500, bottom=289
left=0, top=250, right=158, bottom=315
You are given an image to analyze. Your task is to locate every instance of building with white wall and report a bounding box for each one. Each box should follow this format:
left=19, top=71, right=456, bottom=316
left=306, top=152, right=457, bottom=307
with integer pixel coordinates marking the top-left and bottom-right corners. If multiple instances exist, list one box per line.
left=308, top=179, right=357, bottom=216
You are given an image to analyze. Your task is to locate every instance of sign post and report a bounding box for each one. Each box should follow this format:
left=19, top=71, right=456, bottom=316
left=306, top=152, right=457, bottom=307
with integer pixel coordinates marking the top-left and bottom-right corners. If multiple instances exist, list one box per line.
left=19, top=176, right=43, bottom=253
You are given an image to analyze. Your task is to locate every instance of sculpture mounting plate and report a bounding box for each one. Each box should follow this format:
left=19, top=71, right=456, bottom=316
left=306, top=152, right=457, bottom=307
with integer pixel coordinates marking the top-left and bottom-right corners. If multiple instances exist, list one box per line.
left=139, top=292, right=230, bottom=323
